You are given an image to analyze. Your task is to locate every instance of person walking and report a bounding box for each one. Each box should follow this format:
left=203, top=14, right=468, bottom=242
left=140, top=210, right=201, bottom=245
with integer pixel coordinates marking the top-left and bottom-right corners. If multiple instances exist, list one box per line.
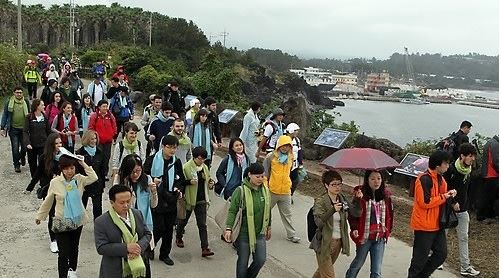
left=23, top=99, right=50, bottom=177
left=168, top=118, right=192, bottom=165
left=35, top=156, right=98, bottom=278
left=444, top=143, right=481, bottom=276
left=141, top=94, right=162, bottom=157
left=147, top=101, right=175, bottom=153
left=216, top=138, right=250, bottom=200
left=239, top=101, right=261, bottom=164
left=310, top=170, right=360, bottom=278
left=257, top=108, right=286, bottom=156
left=143, top=135, right=188, bottom=266
left=408, top=150, right=457, bottom=278
left=1, top=86, right=30, bottom=173
left=88, top=100, right=117, bottom=181
left=41, top=79, right=59, bottom=105
left=59, top=77, right=81, bottom=110
left=285, top=123, right=304, bottom=200
left=477, top=135, right=499, bottom=223
left=175, top=146, right=215, bottom=257
left=185, top=98, right=201, bottom=133
left=76, top=94, right=94, bottom=137
left=112, top=122, right=144, bottom=177
left=24, top=60, right=42, bottom=100
left=163, top=81, right=185, bottom=119
left=263, top=135, right=301, bottom=243
left=189, top=108, right=217, bottom=168
left=109, top=86, right=134, bottom=140
left=51, top=101, right=78, bottom=153
left=45, top=91, right=64, bottom=126
left=224, top=163, right=272, bottom=278
left=94, top=185, right=153, bottom=278
left=87, top=75, right=107, bottom=106
left=346, top=170, right=393, bottom=278
left=203, top=97, right=222, bottom=149
left=76, top=130, right=106, bottom=220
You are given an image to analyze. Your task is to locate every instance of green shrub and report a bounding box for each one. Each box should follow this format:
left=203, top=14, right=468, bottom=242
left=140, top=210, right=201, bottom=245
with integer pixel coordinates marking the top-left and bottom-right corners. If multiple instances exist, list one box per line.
left=79, top=50, right=108, bottom=67
left=403, top=139, right=436, bottom=156
left=0, top=44, right=28, bottom=97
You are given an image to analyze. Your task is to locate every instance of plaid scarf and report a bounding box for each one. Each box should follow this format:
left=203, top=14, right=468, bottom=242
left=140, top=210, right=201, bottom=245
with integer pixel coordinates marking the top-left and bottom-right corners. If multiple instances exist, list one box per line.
left=362, top=199, right=386, bottom=242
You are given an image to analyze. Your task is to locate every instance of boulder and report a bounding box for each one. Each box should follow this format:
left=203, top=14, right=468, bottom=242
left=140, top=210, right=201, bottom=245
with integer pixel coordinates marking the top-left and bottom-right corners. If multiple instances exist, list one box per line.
left=353, top=134, right=405, bottom=160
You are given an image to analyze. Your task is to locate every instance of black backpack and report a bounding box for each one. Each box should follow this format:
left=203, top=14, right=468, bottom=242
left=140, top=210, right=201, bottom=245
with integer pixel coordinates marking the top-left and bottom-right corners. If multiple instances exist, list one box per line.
left=436, top=131, right=459, bottom=154
left=307, top=207, right=317, bottom=242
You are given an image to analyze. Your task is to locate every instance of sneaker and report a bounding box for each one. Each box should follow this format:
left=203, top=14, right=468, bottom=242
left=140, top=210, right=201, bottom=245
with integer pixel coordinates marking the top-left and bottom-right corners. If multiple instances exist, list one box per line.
left=50, top=241, right=58, bottom=253
left=202, top=248, right=214, bottom=257
left=67, top=269, right=78, bottom=278
left=14, top=166, right=21, bottom=173
left=287, top=236, right=301, bottom=243
left=461, top=266, right=480, bottom=276
left=20, top=158, right=26, bottom=166
left=176, top=238, right=184, bottom=248
left=437, top=264, right=443, bottom=270
left=161, top=256, right=174, bottom=266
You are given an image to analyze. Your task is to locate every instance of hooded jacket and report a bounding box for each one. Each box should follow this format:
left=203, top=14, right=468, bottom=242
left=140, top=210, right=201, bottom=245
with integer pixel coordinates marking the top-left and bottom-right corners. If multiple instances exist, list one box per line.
left=263, top=135, right=294, bottom=195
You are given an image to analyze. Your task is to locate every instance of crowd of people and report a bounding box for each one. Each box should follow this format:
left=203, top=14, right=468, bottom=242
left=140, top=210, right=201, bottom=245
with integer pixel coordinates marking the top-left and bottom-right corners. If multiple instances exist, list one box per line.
left=0, top=59, right=498, bottom=278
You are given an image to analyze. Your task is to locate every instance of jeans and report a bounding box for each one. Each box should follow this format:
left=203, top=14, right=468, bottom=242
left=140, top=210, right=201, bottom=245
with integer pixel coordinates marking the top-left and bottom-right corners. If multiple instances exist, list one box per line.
left=236, top=234, right=267, bottom=278
left=456, top=211, right=471, bottom=271
left=176, top=203, right=209, bottom=249
left=55, top=226, right=83, bottom=278
left=8, top=127, right=26, bottom=167
left=153, top=210, right=177, bottom=259
left=81, top=190, right=103, bottom=220
left=407, top=230, right=447, bottom=278
left=346, top=239, right=385, bottom=278
left=270, top=193, right=296, bottom=238
left=313, top=238, right=342, bottom=278
left=27, top=146, right=44, bottom=177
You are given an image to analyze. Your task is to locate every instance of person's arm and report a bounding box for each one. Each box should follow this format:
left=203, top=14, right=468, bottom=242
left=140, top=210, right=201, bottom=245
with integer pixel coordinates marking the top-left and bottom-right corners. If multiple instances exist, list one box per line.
left=147, top=176, right=158, bottom=208
left=51, top=115, right=59, bottom=134
left=128, top=97, right=134, bottom=117
left=414, top=175, right=447, bottom=209
left=263, top=153, right=273, bottom=180
left=140, top=111, right=149, bottom=127
left=297, top=140, right=304, bottom=166
left=225, top=187, right=242, bottom=229
left=313, top=197, right=337, bottom=229
left=35, top=181, right=56, bottom=221
left=213, top=116, right=222, bottom=143
left=216, top=156, right=229, bottom=188
left=347, top=197, right=361, bottom=232
left=135, top=212, right=152, bottom=252
left=80, top=163, right=99, bottom=186
left=94, top=216, right=128, bottom=258
left=239, top=114, right=250, bottom=140
left=23, top=115, right=31, bottom=147
left=186, top=144, right=192, bottom=161
left=111, top=143, right=120, bottom=172
left=174, top=159, right=187, bottom=193
left=88, top=113, right=96, bottom=131
left=143, top=155, right=153, bottom=176
left=110, top=113, right=117, bottom=136
left=1, top=102, right=9, bottom=131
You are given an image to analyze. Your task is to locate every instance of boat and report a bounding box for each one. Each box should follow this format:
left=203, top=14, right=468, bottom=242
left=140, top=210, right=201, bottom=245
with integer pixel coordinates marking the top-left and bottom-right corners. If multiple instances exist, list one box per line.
left=399, top=99, right=430, bottom=105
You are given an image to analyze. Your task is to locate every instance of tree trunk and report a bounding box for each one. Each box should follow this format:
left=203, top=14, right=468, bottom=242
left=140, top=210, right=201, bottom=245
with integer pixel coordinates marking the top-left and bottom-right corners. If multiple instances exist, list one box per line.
left=42, top=22, right=50, bottom=45
left=93, top=21, right=99, bottom=44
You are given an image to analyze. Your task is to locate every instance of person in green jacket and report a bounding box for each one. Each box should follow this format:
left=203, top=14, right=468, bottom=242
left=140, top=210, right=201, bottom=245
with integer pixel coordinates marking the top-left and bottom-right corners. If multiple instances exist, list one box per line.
left=310, top=170, right=362, bottom=278
left=224, top=162, right=272, bottom=278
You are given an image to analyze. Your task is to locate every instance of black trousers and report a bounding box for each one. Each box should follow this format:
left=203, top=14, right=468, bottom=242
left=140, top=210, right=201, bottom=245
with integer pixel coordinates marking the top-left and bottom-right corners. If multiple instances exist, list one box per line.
left=290, top=168, right=300, bottom=196
left=176, top=203, right=209, bottom=249
left=407, top=229, right=447, bottom=278
left=27, top=82, right=38, bottom=99
left=81, top=190, right=103, bottom=220
left=477, top=178, right=499, bottom=220
left=153, top=210, right=177, bottom=259
left=114, top=118, right=129, bottom=140
left=27, top=146, right=44, bottom=177
left=55, top=226, right=83, bottom=278
left=48, top=203, right=56, bottom=241
left=99, top=142, right=112, bottom=177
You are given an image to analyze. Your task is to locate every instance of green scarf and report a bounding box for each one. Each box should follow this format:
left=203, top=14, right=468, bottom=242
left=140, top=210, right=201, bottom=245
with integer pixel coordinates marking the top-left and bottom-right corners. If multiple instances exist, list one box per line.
left=109, top=208, right=146, bottom=278
left=455, top=158, right=472, bottom=181
left=8, top=96, right=28, bottom=115
left=168, top=131, right=191, bottom=147
left=122, top=138, right=138, bottom=153
left=242, top=180, right=271, bottom=254
left=182, top=159, right=210, bottom=210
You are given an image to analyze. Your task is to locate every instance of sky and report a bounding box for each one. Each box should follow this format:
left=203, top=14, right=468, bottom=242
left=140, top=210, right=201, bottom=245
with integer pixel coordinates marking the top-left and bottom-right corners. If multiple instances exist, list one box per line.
left=16, top=0, right=500, bottom=59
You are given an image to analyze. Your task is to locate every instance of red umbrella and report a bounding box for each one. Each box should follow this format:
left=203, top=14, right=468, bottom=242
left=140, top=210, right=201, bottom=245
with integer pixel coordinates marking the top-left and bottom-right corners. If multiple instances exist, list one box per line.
left=320, top=148, right=400, bottom=170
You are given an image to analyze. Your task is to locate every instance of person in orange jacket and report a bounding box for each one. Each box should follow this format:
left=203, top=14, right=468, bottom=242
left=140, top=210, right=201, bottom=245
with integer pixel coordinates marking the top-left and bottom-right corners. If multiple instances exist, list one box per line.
left=407, top=150, right=457, bottom=278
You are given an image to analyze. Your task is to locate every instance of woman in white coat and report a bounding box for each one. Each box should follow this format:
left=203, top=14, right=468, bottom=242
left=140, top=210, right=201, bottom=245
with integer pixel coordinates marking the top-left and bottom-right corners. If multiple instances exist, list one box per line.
left=239, top=101, right=261, bottom=163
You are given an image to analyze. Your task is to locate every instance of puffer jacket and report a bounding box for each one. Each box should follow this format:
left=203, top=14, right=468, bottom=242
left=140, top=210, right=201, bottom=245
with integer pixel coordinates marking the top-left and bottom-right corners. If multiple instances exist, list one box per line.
left=263, top=135, right=294, bottom=195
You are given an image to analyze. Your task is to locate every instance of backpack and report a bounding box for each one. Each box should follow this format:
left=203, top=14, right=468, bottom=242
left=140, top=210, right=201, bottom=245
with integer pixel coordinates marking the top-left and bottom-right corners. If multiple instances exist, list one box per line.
left=436, top=131, right=459, bottom=155
left=307, top=207, right=317, bottom=242
left=118, top=140, right=142, bottom=162
left=260, top=121, right=281, bottom=152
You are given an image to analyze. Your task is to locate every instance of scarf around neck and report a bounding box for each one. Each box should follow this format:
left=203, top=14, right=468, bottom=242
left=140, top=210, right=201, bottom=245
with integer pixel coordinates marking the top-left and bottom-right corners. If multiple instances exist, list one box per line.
left=8, top=96, right=28, bottom=115
left=84, top=145, right=96, bottom=156
left=241, top=180, right=271, bottom=254
left=168, top=130, right=191, bottom=147
left=455, top=158, right=472, bottom=181
left=278, top=152, right=288, bottom=164
left=221, top=154, right=248, bottom=197
left=183, top=159, right=210, bottom=210
left=134, top=180, right=154, bottom=232
left=122, top=138, right=138, bottom=153
left=151, top=150, right=176, bottom=191
left=63, top=178, right=84, bottom=226
left=156, top=112, right=170, bottom=123
left=193, top=123, right=212, bottom=159
left=108, top=208, right=146, bottom=278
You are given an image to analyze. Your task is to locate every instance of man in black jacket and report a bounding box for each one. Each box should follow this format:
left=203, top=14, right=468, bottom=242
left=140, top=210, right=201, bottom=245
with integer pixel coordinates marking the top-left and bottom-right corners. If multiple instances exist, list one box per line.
left=143, top=135, right=189, bottom=266
left=162, top=82, right=185, bottom=119
left=204, top=96, right=222, bottom=148
left=444, top=143, right=480, bottom=276
left=452, top=121, right=472, bottom=160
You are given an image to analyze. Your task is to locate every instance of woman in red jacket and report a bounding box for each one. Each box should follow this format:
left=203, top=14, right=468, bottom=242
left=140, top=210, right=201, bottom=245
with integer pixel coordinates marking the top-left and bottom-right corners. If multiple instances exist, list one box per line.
left=51, top=101, right=78, bottom=153
left=346, top=170, right=393, bottom=278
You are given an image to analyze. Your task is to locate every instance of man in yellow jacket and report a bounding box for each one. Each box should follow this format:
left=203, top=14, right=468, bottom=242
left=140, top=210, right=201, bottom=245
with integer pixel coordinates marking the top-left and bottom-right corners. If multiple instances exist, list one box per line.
left=263, top=135, right=301, bottom=243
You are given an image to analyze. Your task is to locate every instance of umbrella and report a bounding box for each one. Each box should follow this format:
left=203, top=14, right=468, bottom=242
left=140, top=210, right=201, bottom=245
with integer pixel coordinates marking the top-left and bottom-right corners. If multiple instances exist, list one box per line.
left=320, top=148, right=400, bottom=170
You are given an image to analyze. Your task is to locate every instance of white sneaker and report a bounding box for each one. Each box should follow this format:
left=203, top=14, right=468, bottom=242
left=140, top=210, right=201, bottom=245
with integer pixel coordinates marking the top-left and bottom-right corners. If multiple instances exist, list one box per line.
left=50, top=241, right=58, bottom=253
left=287, top=236, right=301, bottom=243
left=460, top=266, right=480, bottom=276
left=437, top=264, right=443, bottom=270
left=67, top=269, right=78, bottom=278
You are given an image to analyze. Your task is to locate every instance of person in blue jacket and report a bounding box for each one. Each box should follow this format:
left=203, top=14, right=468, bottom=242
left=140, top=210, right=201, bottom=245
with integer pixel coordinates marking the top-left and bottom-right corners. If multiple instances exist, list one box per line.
left=147, top=102, right=175, bottom=153
left=109, top=86, right=134, bottom=140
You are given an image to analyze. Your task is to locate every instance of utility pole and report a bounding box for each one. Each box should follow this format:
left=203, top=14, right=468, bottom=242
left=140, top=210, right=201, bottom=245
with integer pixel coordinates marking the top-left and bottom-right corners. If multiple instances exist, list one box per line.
left=17, top=0, right=22, bottom=50
left=69, top=0, right=75, bottom=48
left=220, top=30, right=229, bottom=48
left=149, top=12, right=152, bottom=47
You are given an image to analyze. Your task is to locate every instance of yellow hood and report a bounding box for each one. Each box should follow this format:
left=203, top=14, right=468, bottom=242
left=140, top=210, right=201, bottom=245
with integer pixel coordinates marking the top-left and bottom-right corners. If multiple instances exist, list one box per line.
left=275, top=135, right=292, bottom=150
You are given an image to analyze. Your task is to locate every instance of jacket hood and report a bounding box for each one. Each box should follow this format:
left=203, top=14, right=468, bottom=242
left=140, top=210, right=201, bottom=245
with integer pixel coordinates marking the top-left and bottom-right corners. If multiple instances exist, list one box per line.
left=275, top=135, right=292, bottom=150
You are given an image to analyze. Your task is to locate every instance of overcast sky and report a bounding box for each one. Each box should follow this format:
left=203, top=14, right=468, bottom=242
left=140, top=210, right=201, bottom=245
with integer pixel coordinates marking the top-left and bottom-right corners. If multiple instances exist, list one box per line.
left=17, top=0, right=500, bottom=59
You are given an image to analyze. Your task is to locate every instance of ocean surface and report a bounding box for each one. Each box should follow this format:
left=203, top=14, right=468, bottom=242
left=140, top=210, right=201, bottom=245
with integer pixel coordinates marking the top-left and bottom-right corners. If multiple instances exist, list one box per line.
left=329, top=98, right=499, bottom=147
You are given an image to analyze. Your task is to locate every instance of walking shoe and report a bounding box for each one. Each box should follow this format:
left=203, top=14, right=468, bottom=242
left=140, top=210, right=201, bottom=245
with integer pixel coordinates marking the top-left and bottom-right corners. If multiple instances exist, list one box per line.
left=160, top=256, right=174, bottom=266
left=50, top=241, right=59, bottom=253
left=461, top=266, right=480, bottom=276
left=437, top=264, right=443, bottom=270
left=287, top=236, right=301, bottom=243
left=202, top=248, right=214, bottom=257
left=21, top=158, right=26, bottom=166
left=67, top=269, right=78, bottom=278
left=14, top=166, right=21, bottom=173
left=176, top=238, right=184, bottom=248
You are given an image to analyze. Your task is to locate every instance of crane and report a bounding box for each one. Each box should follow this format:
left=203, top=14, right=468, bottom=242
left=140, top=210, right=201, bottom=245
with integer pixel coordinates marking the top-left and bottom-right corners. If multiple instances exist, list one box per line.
left=404, top=47, right=416, bottom=91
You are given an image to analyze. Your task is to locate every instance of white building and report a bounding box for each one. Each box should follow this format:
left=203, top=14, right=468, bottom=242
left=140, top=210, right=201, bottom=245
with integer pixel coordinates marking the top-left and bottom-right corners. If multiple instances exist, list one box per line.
left=289, top=67, right=358, bottom=86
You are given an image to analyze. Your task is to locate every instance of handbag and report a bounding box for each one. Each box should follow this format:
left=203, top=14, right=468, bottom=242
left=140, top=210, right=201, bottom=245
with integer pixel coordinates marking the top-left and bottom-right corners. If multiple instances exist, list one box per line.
left=177, top=197, right=186, bottom=220
left=439, top=199, right=459, bottom=229
left=51, top=216, right=80, bottom=233
left=214, top=186, right=245, bottom=242
left=36, top=184, right=49, bottom=199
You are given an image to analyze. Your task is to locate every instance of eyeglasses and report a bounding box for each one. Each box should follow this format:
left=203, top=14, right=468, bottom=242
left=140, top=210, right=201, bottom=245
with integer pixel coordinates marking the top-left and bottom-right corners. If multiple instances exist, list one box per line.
left=329, top=182, right=343, bottom=187
left=14, top=91, right=23, bottom=94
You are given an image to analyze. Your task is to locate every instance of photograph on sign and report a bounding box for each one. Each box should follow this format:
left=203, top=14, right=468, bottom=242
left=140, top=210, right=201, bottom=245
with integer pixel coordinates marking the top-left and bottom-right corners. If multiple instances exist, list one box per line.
left=313, top=128, right=350, bottom=149
left=394, top=153, right=429, bottom=177
left=218, top=109, right=239, bottom=124
left=184, top=95, right=198, bottom=109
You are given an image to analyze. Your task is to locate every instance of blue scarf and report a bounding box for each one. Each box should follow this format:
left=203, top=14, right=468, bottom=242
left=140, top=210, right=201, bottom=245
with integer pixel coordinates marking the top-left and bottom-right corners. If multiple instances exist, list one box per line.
left=134, top=182, right=154, bottom=231
left=156, top=112, right=169, bottom=123
left=219, top=154, right=248, bottom=197
left=151, top=150, right=176, bottom=191
left=193, top=123, right=212, bottom=159
left=278, top=152, right=289, bottom=164
left=81, top=106, right=92, bottom=131
left=63, top=114, right=73, bottom=147
left=55, top=151, right=62, bottom=161
left=63, top=179, right=84, bottom=225
left=84, top=146, right=96, bottom=156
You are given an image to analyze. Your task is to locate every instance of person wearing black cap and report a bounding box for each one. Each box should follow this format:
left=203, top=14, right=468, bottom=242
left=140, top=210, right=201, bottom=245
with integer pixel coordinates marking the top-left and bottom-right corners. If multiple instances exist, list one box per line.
left=257, top=108, right=286, bottom=156
left=109, top=86, right=134, bottom=141
left=163, top=81, right=185, bottom=119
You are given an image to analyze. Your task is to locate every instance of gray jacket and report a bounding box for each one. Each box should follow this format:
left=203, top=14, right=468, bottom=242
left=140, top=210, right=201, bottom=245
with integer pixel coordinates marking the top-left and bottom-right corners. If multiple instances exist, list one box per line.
left=94, top=208, right=152, bottom=278
left=481, top=136, right=499, bottom=178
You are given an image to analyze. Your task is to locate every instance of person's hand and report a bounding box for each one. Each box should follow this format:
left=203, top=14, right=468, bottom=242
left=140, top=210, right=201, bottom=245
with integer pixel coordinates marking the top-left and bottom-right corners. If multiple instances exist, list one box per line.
left=255, top=151, right=261, bottom=159
left=445, top=189, right=457, bottom=199
left=149, top=182, right=157, bottom=193
left=112, top=169, right=118, bottom=178
left=217, top=143, right=222, bottom=148
left=78, top=159, right=88, bottom=168
left=265, top=227, right=272, bottom=241
left=354, top=189, right=363, bottom=199
left=333, top=202, right=343, bottom=212
left=452, top=202, right=460, bottom=211
left=27, top=144, right=33, bottom=150
left=153, top=178, right=162, bottom=186
left=149, top=135, right=156, bottom=141
left=174, top=188, right=183, bottom=199
left=172, top=113, right=179, bottom=119
left=35, top=219, right=41, bottom=225
left=126, top=243, right=141, bottom=257
left=223, top=230, right=232, bottom=242
left=352, top=230, right=359, bottom=238
left=208, top=179, right=215, bottom=190
left=212, top=142, right=219, bottom=150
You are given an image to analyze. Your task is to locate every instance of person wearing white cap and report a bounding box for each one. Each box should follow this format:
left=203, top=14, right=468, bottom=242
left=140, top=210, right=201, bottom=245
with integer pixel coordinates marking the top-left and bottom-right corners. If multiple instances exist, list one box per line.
left=186, top=98, right=201, bottom=135
left=286, top=123, right=304, bottom=202
left=239, top=101, right=261, bottom=163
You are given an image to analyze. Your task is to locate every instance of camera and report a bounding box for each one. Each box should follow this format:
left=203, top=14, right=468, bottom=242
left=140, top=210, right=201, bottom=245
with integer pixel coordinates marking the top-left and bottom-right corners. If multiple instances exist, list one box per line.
left=341, top=201, right=349, bottom=212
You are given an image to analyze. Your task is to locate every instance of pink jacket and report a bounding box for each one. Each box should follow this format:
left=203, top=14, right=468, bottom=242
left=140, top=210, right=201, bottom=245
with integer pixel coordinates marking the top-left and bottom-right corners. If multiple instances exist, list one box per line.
left=45, top=104, right=60, bottom=126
